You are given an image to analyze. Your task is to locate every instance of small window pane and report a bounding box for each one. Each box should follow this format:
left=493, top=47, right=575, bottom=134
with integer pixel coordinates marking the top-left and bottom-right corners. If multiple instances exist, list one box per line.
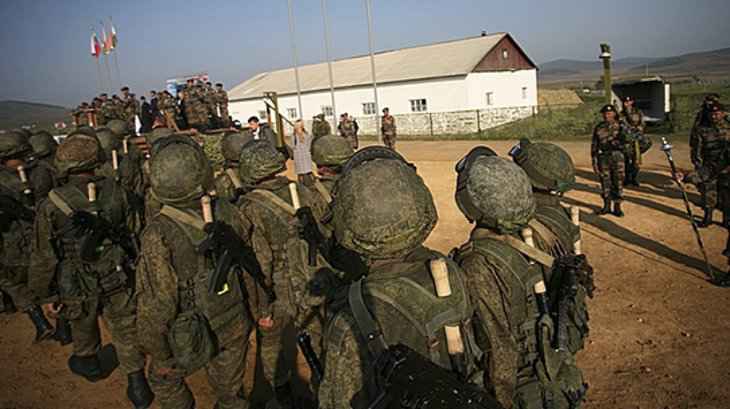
left=287, top=108, right=298, bottom=119
left=258, top=110, right=267, bottom=120
left=502, top=49, right=509, bottom=60
left=409, top=98, right=427, bottom=112
left=522, top=87, right=528, bottom=99
left=486, top=92, right=494, bottom=106
left=321, top=105, right=334, bottom=117
left=362, top=102, right=376, bottom=115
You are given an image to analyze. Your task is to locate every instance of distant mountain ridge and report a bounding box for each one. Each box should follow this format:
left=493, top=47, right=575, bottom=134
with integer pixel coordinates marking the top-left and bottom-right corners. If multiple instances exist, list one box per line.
left=0, top=100, right=69, bottom=130
left=539, top=47, right=730, bottom=84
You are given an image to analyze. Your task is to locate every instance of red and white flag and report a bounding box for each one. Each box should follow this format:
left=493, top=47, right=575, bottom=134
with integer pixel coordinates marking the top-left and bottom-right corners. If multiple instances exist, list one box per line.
left=90, top=31, right=101, bottom=58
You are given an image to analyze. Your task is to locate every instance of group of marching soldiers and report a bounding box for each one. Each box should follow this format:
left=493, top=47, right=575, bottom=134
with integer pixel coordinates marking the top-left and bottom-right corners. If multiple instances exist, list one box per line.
left=1, top=113, right=594, bottom=409
left=71, top=82, right=231, bottom=135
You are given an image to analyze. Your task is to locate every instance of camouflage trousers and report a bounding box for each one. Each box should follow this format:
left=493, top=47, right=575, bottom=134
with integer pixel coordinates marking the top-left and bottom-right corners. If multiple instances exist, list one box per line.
left=0, top=266, right=33, bottom=311
left=699, top=178, right=718, bottom=209
left=220, top=106, right=230, bottom=126
left=347, top=134, right=359, bottom=150
left=382, top=133, right=396, bottom=150
left=259, top=306, right=322, bottom=389
left=624, top=152, right=641, bottom=182
left=68, top=291, right=145, bottom=375
left=149, top=327, right=250, bottom=409
left=596, top=152, right=625, bottom=201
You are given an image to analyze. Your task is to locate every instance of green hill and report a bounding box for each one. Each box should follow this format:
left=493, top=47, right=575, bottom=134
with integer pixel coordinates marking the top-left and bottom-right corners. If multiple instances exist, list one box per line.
left=0, top=100, right=69, bottom=130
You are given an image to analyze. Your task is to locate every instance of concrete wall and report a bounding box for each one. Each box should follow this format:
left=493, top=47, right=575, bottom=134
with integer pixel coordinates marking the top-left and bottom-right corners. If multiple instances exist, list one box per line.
left=228, top=70, right=538, bottom=135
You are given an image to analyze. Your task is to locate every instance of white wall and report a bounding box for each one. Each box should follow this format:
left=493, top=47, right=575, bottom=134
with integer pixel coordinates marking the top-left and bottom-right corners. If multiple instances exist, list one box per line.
left=465, top=69, right=538, bottom=110
left=229, top=69, right=538, bottom=124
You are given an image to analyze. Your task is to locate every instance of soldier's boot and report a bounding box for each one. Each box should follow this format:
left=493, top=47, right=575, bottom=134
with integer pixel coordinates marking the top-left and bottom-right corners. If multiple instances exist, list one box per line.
left=698, top=207, right=713, bottom=228
left=54, top=317, right=73, bottom=346
left=126, top=370, right=155, bottom=409
left=723, top=235, right=730, bottom=259
left=68, top=354, right=103, bottom=382
left=598, top=198, right=612, bottom=215
left=613, top=201, right=625, bottom=217
left=25, top=305, right=55, bottom=343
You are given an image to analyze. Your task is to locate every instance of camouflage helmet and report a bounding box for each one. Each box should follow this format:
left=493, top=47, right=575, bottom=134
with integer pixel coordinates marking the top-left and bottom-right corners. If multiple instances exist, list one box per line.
left=332, top=157, right=437, bottom=259
left=0, top=130, right=33, bottom=160
left=55, top=133, right=105, bottom=177
left=106, top=119, right=130, bottom=137
left=29, top=130, right=58, bottom=159
left=510, top=139, right=575, bottom=193
left=149, top=135, right=214, bottom=205
left=12, top=128, right=32, bottom=139
left=95, top=127, right=122, bottom=159
left=311, top=134, right=354, bottom=167
left=238, top=140, right=287, bottom=185
left=455, top=147, right=535, bottom=233
left=146, top=127, right=175, bottom=146
left=220, top=131, right=253, bottom=162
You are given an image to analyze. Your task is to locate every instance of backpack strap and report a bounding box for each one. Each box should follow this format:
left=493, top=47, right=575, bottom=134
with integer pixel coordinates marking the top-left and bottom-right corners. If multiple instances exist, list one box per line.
left=159, top=205, right=207, bottom=231
left=48, top=190, right=76, bottom=216
left=348, top=279, right=388, bottom=358
left=312, top=179, right=332, bottom=204
left=496, top=234, right=555, bottom=268
left=528, top=218, right=564, bottom=257
left=248, top=189, right=296, bottom=217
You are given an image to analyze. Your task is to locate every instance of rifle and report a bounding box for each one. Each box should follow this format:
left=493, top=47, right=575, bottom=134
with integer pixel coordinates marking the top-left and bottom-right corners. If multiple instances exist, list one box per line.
left=0, top=194, right=35, bottom=226
left=60, top=210, right=138, bottom=263
left=297, top=332, right=323, bottom=383
left=660, top=137, right=718, bottom=283
left=199, top=220, right=276, bottom=302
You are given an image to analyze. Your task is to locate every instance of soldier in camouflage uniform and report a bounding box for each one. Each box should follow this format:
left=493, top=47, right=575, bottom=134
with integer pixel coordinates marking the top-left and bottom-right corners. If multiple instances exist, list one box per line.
left=380, top=108, right=397, bottom=151
left=319, top=149, right=486, bottom=409
left=621, top=96, right=648, bottom=187
left=312, top=114, right=331, bottom=139
left=235, top=140, right=330, bottom=407
left=690, top=101, right=730, bottom=227
left=337, top=114, right=358, bottom=150
left=97, top=94, right=113, bottom=126
left=136, top=136, right=253, bottom=409
left=214, top=131, right=253, bottom=202
left=510, top=140, right=594, bottom=354
left=215, top=83, right=231, bottom=127
left=157, top=91, right=180, bottom=131
left=310, top=134, right=354, bottom=200
left=0, top=131, right=56, bottom=341
left=453, top=148, right=587, bottom=409
left=204, top=82, right=218, bottom=127
left=28, top=130, right=59, bottom=186
left=592, top=104, right=627, bottom=217
left=29, top=132, right=154, bottom=408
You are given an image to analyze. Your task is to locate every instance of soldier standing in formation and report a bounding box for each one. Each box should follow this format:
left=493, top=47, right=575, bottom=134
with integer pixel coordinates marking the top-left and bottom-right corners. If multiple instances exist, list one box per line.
left=592, top=104, right=627, bottom=217
left=337, top=113, right=359, bottom=150
left=380, top=107, right=396, bottom=150
left=621, top=96, right=647, bottom=187
left=215, top=83, right=231, bottom=127
left=690, top=98, right=730, bottom=227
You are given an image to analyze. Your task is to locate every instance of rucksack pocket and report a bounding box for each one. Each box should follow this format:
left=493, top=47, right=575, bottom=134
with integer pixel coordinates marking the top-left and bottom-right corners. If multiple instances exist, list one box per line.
left=167, top=311, right=218, bottom=374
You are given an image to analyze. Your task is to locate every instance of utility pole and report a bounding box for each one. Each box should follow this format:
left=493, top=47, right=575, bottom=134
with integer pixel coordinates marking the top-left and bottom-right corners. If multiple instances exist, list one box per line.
left=599, top=43, right=613, bottom=106
left=287, top=0, right=304, bottom=121
left=364, top=0, right=381, bottom=143
left=321, top=0, right=337, bottom=128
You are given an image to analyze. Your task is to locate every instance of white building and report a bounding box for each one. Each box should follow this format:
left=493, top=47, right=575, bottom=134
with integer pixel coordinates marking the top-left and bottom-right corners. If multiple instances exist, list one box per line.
left=228, top=33, right=538, bottom=135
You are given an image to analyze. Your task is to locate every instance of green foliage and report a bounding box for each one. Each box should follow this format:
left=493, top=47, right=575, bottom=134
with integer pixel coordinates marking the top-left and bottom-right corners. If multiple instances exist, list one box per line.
left=667, top=83, right=730, bottom=132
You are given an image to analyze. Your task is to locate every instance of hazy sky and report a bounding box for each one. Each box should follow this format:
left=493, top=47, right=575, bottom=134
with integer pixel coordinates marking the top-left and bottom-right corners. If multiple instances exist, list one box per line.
left=1, top=0, right=729, bottom=107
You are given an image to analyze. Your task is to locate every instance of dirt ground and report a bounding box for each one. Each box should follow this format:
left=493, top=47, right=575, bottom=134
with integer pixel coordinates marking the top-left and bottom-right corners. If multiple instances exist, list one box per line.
left=2, top=139, right=730, bottom=409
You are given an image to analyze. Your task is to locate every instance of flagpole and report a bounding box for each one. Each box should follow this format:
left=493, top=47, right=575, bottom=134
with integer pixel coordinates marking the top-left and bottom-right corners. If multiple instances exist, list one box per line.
left=110, top=17, right=122, bottom=86
left=286, top=0, right=304, bottom=123
left=104, top=54, right=114, bottom=93
left=321, top=0, right=337, bottom=128
left=364, top=0, right=381, bottom=143
left=113, top=48, right=122, bottom=86
left=95, top=58, right=103, bottom=94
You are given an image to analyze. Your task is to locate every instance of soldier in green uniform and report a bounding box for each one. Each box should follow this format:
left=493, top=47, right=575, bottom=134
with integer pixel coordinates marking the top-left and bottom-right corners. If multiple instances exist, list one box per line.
left=28, top=130, right=59, bottom=186
left=380, top=108, right=397, bottom=151
left=337, top=114, right=358, bottom=150
left=510, top=140, right=594, bottom=354
left=311, top=114, right=331, bottom=139
left=310, top=134, right=354, bottom=201
left=319, top=149, right=487, bottom=409
left=214, top=131, right=253, bottom=202
left=690, top=101, right=730, bottom=227
left=136, top=136, right=253, bottom=409
left=0, top=131, right=56, bottom=341
left=592, top=104, right=627, bottom=217
left=235, top=140, right=330, bottom=407
left=215, top=83, right=231, bottom=127
left=621, top=96, right=647, bottom=187
left=453, top=148, right=587, bottom=409
left=97, top=94, right=113, bottom=126
left=29, top=132, right=154, bottom=408
left=204, top=82, right=218, bottom=127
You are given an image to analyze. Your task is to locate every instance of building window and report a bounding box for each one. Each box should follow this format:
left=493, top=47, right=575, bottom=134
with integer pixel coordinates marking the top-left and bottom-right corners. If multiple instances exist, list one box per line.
left=522, top=87, right=528, bottom=100
left=362, top=102, right=377, bottom=115
left=410, top=98, right=428, bottom=112
left=258, top=110, right=267, bottom=121
left=321, top=105, right=334, bottom=117
left=287, top=108, right=298, bottom=119
left=502, top=49, right=509, bottom=60
left=486, top=92, right=494, bottom=106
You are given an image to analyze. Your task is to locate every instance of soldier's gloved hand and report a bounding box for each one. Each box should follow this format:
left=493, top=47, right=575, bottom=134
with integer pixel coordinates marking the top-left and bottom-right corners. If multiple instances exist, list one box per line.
left=203, top=220, right=236, bottom=244
left=296, top=207, right=324, bottom=243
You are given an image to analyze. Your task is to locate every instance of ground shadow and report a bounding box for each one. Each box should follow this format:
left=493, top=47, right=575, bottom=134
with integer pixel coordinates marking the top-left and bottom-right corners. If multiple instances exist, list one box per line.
left=561, top=195, right=718, bottom=281
left=575, top=168, right=703, bottom=205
